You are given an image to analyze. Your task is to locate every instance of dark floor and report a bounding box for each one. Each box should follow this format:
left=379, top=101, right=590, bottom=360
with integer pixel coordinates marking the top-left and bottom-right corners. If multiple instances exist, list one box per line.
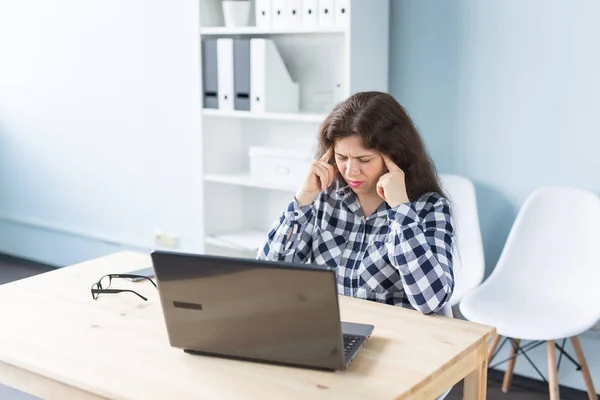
left=0, top=254, right=592, bottom=399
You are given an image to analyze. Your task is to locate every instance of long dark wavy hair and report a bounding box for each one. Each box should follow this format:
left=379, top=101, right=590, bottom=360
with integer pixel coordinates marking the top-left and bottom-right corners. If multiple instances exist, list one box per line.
left=316, top=91, right=446, bottom=202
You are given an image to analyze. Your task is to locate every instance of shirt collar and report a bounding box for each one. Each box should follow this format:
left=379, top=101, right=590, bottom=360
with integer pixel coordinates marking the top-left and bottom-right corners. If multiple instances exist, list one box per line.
left=335, top=183, right=391, bottom=220
left=335, top=184, right=354, bottom=198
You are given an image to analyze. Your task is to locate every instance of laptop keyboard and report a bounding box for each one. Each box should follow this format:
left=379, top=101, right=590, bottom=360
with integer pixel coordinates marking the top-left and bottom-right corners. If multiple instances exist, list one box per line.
left=343, top=334, right=362, bottom=355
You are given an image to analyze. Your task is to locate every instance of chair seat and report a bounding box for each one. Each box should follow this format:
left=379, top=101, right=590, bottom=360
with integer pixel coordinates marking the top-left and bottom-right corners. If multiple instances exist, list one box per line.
left=459, top=287, right=600, bottom=341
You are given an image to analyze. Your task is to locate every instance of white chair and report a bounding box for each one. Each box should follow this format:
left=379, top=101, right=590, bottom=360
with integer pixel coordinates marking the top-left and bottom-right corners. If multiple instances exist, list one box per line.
left=459, top=186, right=600, bottom=400
left=438, top=174, right=485, bottom=308
left=434, top=174, right=484, bottom=399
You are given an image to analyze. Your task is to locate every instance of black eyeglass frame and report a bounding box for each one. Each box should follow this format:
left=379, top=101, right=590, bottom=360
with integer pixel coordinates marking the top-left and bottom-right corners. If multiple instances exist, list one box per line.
left=90, top=274, right=157, bottom=301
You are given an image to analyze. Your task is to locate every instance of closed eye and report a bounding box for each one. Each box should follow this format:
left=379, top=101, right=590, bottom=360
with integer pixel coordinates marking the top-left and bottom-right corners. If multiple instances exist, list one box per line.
left=336, top=156, right=372, bottom=163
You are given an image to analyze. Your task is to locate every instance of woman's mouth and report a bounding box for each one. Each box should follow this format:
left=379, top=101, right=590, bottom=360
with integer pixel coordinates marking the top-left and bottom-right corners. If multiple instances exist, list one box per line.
left=347, top=180, right=364, bottom=188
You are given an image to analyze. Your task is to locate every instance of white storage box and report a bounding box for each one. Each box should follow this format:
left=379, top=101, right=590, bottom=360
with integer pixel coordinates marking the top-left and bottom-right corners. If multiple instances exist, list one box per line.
left=249, top=145, right=314, bottom=187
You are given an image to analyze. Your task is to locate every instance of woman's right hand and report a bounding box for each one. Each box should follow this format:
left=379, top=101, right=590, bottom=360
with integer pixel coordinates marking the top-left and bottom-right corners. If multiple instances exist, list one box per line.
left=295, top=148, right=338, bottom=206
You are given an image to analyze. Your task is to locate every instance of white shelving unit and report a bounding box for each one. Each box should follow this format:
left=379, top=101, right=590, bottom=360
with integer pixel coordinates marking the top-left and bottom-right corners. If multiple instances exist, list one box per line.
left=202, top=108, right=325, bottom=123
left=198, top=0, right=390, bottom=258
left=204, top=230, right=267, bottom=251
left=204, top=172, right=298, bottom=192
left=201, top=26, right=346, bottom=35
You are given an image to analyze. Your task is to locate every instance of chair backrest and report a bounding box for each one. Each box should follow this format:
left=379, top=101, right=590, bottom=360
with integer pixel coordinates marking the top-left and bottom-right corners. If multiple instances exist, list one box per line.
left=486, top=186, right=600, bottom=302
left=439, top=174, right=485, bottom=306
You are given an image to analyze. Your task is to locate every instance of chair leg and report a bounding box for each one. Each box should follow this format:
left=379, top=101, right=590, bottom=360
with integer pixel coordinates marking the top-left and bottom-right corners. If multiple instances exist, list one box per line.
left=570, top=336, right=598, bottom=400
left=502, top=338, right=520, bottom=392
left=488, top=334, right=501, bottom=361
left=547, top=340, right=560, bottom=400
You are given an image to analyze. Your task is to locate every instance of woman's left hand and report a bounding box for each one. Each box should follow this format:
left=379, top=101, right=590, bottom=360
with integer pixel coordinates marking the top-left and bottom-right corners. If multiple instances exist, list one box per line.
left=376, top=155, right=410, bottom=207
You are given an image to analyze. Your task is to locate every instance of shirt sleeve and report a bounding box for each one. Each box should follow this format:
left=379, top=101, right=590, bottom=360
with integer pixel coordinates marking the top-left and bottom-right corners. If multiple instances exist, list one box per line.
left=256, top=197, right=316, bottom=263
left=385, top=195, right=455, bottom=315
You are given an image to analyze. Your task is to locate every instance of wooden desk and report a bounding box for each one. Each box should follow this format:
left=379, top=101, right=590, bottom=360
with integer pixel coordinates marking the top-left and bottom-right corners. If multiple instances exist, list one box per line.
left=0, top=251, right=495, bottom=400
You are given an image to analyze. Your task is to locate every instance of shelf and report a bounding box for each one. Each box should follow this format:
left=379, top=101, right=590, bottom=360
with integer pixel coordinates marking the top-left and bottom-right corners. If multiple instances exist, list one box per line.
left=200, top=26, right=346, bottom=36
left=202, top=109, right=326, bottom=123
left=205, top=230, right=267, bottom=252
left=199, top=1, right=390, bottom=253
left=204, top=172, right=297, bottom=192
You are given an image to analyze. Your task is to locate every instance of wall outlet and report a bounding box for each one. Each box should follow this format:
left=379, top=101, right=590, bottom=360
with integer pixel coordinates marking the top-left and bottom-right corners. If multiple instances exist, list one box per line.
left=153, top=229, right=180, bottom=248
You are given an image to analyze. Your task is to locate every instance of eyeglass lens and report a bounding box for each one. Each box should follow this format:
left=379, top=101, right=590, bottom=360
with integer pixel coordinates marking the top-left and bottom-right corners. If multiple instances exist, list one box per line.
left=98, top=275, right=112, bottom=290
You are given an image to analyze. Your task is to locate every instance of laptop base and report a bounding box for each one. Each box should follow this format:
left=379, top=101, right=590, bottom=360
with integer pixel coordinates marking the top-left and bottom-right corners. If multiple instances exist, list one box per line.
left=182, top=321, right=374, bottom=371
left=182, top=348, right=338, bottom=372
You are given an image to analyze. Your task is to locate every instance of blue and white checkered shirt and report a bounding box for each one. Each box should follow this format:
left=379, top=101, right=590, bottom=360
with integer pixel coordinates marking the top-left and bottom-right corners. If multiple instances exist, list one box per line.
left=257, top=182, right=455, bottom=315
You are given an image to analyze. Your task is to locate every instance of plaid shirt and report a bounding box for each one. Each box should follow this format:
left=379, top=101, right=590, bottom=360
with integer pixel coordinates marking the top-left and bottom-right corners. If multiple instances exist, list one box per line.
left=257, top=182, right=455, bottom=315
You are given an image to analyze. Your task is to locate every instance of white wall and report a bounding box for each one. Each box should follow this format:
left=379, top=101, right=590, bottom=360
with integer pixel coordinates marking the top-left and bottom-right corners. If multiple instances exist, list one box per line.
left=0, top=0, right=204, bottom=266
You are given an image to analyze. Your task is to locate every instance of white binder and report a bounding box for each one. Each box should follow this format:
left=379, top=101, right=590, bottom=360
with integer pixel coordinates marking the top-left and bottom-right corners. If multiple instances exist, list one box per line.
left=285, top=0, right=303, bottom=27
left=254, top=0, right=272, bottom=28
left=250, top=39, right=299, bottom=113
left=271, top=0, right=286, bottom=28
left=334, top=0, right=350, bottom=27
left=317, top=0, right=335, bottom=27
left=302, top=0, right=318, bottom=27
left=216, top=38, right=234, bottom=111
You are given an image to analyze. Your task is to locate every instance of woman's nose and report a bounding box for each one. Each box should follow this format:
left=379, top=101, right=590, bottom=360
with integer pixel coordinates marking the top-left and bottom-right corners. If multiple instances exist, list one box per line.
left=346, top=159, right=359, bottom=175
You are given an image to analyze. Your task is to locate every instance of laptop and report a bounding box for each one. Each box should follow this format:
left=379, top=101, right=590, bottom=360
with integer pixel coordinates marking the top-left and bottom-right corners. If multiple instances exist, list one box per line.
left=150, top=250, right=374, bottom=371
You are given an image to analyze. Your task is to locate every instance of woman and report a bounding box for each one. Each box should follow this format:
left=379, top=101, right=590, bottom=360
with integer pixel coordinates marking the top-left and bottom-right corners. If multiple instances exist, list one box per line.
left=257, top=91, right=454, bottom=315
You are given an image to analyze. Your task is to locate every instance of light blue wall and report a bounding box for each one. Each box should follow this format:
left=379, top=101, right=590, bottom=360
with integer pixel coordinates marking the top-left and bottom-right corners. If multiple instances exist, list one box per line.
left=0, top=0, right=205, bottom=266
left=389, top=0, right=600, bottom=275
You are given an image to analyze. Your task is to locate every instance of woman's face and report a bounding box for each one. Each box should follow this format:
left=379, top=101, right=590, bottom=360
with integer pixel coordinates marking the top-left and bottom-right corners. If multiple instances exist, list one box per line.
left=334, top=136, right=387, bottom=195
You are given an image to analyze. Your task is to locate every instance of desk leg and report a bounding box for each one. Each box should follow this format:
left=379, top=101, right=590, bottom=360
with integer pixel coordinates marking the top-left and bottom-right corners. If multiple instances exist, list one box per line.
left=463, top=342, right=488, bottom=400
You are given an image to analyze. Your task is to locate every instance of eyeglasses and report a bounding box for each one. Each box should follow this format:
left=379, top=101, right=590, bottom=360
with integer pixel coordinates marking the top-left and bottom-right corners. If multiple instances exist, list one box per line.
left=91, top=274, right=157, bottom=301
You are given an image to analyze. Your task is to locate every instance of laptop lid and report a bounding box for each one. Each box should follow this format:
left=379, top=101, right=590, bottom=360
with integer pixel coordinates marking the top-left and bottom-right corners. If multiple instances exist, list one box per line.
left=151, top=251, right=347, bottom=370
